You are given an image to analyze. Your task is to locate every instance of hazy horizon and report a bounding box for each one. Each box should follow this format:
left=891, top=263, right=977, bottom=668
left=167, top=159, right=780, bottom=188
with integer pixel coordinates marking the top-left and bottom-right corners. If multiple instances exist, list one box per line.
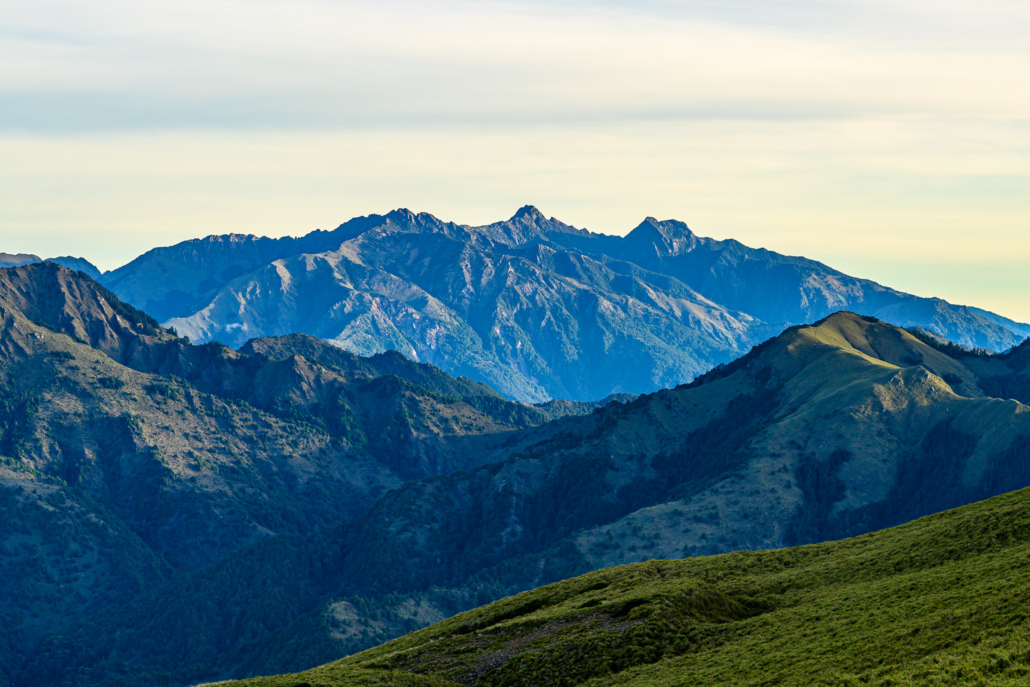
left=2, top=0, right=1028, bottom=319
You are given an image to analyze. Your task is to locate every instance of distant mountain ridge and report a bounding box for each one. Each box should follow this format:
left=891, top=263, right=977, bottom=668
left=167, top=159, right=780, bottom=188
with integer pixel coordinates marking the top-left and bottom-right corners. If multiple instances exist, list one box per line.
left=96, top=207, right=1030, bottom=402
left=0, top=253, right=101, bottom=279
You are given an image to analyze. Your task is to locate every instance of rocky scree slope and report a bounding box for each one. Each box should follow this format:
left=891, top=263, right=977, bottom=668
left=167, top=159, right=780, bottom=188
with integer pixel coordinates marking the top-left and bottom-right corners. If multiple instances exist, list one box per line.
left=100, top=207, right=1030, bottom=402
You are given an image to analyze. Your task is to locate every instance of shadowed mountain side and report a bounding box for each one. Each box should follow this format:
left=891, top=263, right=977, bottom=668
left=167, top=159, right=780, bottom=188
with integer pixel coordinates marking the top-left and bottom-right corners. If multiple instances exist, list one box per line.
left=22, top=311, right=1030, bottom=687
left=532, top=393, right=638, bottom=422
left=224, top=483, right=1030, bottom=687
left=101, top=208, right=1028, bottom=402
left=0, top=261, right=177, bottom=363
left=239, top=334, right=504, bottom=401
left=908, top=329, right=1030, bottom=407
left=0, top=264, right=619, bottom=684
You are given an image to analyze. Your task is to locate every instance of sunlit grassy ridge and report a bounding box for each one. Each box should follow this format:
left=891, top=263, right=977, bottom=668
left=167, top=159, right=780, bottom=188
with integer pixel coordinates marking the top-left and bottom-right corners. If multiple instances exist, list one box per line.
left=223, top=485, right=1030, bottom=686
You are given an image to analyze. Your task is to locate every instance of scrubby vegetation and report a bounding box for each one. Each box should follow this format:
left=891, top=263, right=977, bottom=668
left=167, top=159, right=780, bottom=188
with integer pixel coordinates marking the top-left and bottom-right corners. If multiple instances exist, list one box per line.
left=225, top=485, right=1030, bottom=686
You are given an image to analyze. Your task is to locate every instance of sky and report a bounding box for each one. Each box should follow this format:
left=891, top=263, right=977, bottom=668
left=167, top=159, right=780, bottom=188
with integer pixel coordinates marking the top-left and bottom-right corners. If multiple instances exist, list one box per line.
left=2, top=0, right=1029, bottom=319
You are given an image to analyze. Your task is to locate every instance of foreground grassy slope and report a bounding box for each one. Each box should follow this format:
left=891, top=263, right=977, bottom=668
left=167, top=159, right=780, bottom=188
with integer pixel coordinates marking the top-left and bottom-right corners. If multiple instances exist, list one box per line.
left=225, top=485, right=1030, bottom=686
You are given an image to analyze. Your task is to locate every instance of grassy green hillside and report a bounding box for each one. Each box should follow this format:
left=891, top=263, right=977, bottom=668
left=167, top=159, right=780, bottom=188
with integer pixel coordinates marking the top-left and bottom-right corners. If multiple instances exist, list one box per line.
left=223, top=484, right=1030, bottom=686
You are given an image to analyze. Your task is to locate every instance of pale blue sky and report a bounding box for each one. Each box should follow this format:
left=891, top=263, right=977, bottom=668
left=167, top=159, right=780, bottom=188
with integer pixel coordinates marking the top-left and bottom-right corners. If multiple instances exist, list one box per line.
left=2, top=0, right=1029, bottom=319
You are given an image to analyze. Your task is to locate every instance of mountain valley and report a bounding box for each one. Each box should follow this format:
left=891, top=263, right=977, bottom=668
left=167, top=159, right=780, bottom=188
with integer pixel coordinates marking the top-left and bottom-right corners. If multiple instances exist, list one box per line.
left=0, top=263, right=608, bottom=685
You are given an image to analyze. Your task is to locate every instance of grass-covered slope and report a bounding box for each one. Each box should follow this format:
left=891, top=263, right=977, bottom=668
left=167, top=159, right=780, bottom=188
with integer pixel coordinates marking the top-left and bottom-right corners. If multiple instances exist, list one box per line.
left=224, top=485, right=1030, bottom=686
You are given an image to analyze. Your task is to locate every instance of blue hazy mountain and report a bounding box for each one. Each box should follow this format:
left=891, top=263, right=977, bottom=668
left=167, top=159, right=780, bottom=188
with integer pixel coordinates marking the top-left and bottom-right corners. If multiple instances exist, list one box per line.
left=99, top=207, right=1028, bottom=401
left=0, top=252, right=102, bottom=280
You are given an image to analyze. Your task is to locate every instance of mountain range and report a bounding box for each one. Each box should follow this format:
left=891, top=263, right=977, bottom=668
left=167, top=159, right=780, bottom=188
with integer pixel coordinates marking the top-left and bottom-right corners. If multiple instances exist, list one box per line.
left=0, top=263, right=617, bottom=686
left=89, top=207, right=1030, bottom=402
left=0, top=252, right=103, bottom=280
left=3, top=263, right=1030, bottom=686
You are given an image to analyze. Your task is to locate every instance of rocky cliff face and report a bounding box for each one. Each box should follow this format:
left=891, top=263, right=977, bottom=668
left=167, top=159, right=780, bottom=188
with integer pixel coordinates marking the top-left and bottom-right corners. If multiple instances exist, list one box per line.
left=101, top=207, right=1030, bottom=402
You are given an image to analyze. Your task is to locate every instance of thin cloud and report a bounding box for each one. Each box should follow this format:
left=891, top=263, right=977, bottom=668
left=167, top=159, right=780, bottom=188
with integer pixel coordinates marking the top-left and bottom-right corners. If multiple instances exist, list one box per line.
left=2, top=0, right=1029, bottom=131
left=1, top=0, right=1028, bottom=319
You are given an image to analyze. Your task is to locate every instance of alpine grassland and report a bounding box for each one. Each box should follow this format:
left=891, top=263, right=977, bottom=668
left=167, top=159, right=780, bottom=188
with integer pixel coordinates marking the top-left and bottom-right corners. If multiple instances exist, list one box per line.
left=222, top=485, right=1030, bottom=686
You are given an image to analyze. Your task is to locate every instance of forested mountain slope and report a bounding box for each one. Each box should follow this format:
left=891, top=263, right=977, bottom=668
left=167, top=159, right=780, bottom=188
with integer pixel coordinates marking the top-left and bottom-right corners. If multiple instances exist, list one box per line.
left=0, top=263, right=602, bottom=686
left=20, top=309, right=1030, bottom=687
left=100, top=207, right=1030, bottom=402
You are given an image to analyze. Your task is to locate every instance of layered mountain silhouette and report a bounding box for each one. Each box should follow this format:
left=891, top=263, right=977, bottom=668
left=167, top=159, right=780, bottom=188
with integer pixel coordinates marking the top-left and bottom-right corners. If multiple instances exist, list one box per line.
left=5, top=263, right=1030, bottom=686
left=0, top=263, right=618, bottom=685
left=97, top=207, right=1030, bottom=402
left=0, top=252, right=101, bottom=279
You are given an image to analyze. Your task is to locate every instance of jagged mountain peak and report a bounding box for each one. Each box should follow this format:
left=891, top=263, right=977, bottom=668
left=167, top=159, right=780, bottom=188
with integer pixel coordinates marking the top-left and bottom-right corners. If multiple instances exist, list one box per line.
left=511, top=204, right=545, bottom=222
left=98, top=208, right=1030, bottom=401
left=0, top=252, right=42, bottom=268
left=373, top=209, right=472, bottom=241
left=383, top=208, right=453, bottom=228
left=477, top=205, right=594, bottom=246
left=384, top=208, right=422, bottom=225
left=201, top=232, right=262, bottom=243
left=625, top=216, right=697, bottom=254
